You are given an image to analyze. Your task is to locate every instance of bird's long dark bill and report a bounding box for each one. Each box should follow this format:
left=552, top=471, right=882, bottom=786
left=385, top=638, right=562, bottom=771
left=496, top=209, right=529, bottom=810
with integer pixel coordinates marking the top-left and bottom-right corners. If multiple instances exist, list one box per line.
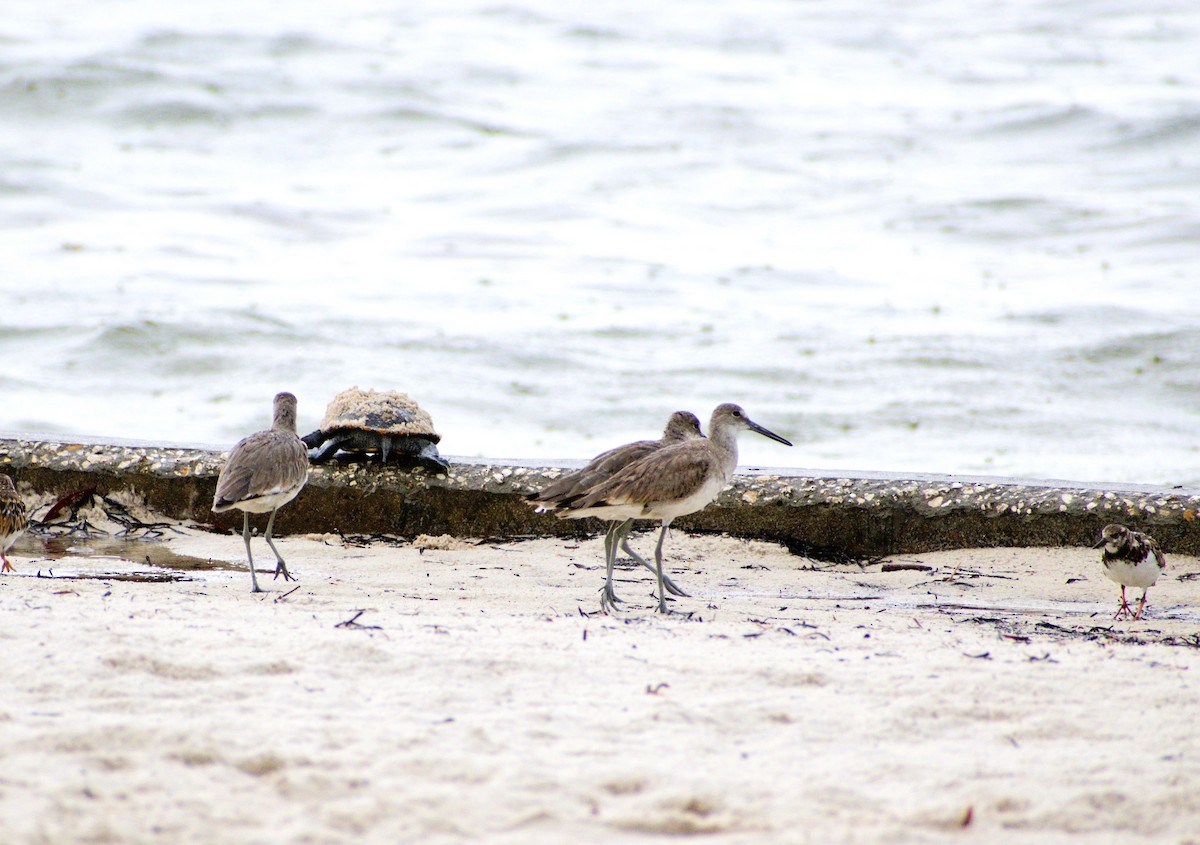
left=748, top=420, right=792, bottom=447
left=1091, top=539, right=1107, bottom=549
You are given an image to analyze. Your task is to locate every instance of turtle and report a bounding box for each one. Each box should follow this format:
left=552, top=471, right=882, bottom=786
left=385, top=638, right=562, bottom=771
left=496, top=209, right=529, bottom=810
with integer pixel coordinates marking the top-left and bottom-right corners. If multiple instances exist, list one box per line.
left=300, top=387, right=449, bottom=472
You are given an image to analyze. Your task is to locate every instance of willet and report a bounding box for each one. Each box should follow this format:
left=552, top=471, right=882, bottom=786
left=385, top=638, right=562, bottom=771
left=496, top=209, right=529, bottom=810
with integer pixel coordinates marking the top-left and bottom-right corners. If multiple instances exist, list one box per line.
left=212, top=392, right=310, bottom=593
left=0, top=474, right=28, bottom=574
left=1093, top=523, right=1167, bottom=620
left=562, top=403, right=792, bottom=613
left=528, top=411, right=704, bottom=611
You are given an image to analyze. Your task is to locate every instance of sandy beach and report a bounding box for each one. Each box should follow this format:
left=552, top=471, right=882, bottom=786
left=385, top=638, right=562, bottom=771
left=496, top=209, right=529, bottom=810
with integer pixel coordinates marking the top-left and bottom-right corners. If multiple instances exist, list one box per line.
left=2, top=508, right=1199, bottom=844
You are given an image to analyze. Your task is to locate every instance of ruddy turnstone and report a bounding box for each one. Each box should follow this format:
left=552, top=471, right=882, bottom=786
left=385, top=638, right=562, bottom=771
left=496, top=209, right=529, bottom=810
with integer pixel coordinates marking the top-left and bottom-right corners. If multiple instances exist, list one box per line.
left=213, top=392, right=310, bottom=593
left=1093, top=523, right=1167, bottom=621
left=0, top=474, right=28, bottom=573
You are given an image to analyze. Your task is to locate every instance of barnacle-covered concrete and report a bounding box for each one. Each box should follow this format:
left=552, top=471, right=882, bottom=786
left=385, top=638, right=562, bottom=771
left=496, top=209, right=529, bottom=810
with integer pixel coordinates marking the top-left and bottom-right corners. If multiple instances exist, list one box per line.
left=2, top=433, right=1198, bottom=558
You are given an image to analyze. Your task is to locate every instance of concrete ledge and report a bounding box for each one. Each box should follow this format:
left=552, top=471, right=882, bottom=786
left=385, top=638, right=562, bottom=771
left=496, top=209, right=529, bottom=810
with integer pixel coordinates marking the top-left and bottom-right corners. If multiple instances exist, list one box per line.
left=3, top=433, right=1199, bottom=558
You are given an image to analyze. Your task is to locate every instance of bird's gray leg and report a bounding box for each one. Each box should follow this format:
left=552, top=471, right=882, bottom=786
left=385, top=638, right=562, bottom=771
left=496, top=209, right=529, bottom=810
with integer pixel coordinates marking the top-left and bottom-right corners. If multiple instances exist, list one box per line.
left=380, top=435, right=392, bottom=464
left=653, top=523, right=671, bottom=613
left=599, top=522, right=622, bottom=613
left=242, top=512, right=262, bottom=593
left=616, top=520, right=688, bottom=597
left=263, top=509, right=295, bottom=582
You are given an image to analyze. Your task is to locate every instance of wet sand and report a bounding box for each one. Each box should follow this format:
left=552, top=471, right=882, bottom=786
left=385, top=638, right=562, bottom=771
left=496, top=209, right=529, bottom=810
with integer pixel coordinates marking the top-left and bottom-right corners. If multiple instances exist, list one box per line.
left=2, top=521, right=1199, bottom=844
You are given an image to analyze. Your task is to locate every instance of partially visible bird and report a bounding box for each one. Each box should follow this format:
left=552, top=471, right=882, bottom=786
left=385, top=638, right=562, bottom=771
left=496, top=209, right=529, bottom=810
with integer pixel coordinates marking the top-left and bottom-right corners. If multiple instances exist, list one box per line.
left=0, top=474, right=28, bottom=574
left=561, top=403, right=792, bottom=614
left=1093, top=523, right=1167, bottom=620
left=213, top=392, right=310, bottom=593
left=528, top=411, right=705, bottom=611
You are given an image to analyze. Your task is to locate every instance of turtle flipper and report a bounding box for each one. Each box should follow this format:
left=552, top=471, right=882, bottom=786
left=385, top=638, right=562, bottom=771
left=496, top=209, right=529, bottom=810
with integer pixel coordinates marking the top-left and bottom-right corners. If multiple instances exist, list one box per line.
left=415, top=440, right=450, bottom=472
left=307, top=433, right=348, bottom=463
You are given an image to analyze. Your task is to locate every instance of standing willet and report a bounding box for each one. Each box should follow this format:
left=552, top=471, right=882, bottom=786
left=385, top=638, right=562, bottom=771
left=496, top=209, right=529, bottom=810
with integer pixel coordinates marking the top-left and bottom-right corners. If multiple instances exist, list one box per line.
left=0, top=474, right=28, bottom=574
left=212, top=392, right=310, bottom=593
left=1093, top=523, right=1167, bottom=620
left=528, top=411, right=704, bottom=611
left=562, top=403, right=792, bottom=613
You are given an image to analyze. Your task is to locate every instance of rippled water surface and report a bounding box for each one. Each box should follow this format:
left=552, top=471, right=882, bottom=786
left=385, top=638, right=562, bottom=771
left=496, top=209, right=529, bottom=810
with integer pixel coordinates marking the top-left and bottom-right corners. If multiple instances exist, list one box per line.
left=2, top=1, right=1198, bottom=483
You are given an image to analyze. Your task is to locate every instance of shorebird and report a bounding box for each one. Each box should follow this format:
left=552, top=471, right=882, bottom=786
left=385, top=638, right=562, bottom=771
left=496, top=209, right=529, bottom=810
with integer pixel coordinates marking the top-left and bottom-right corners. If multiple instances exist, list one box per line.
left=0, top=474, right=28, bottom=574
left=1093, top=523, right=1167, bottom=620
left=561, top=403, right=792, bottom=613
left=213, top=392, right=310, bottom=592
left=528, top=411, right=705, bottom=611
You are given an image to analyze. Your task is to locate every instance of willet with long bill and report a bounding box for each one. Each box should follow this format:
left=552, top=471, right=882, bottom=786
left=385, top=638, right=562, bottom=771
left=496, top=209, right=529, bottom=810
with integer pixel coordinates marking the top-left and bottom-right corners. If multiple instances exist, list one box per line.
left=561, top=403, right=792, bottom=613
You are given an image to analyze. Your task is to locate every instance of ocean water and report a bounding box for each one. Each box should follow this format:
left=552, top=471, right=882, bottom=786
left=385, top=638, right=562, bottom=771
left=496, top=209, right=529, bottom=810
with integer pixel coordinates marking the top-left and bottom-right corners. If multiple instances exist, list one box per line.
left=2, top=0, right=1198, bottom=484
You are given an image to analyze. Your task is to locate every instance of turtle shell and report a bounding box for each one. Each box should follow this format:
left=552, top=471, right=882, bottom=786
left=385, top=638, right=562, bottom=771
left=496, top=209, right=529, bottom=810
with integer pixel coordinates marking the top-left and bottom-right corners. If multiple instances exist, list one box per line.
left=317, top=387, right=440, bottom=442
